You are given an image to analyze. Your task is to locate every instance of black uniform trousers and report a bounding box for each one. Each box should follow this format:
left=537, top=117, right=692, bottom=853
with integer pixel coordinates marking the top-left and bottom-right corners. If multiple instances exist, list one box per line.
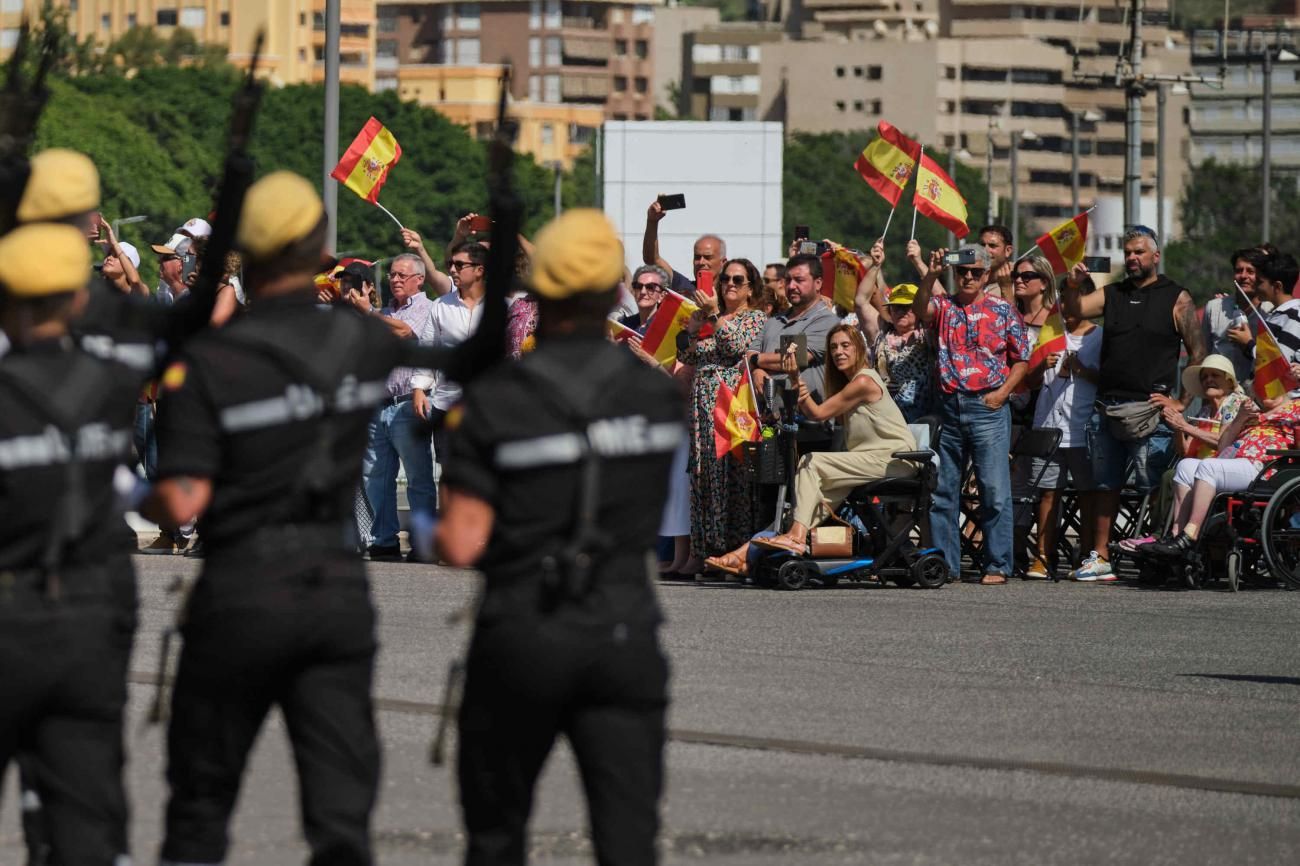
left=161, top=554, right=380, bottom=865
left=0, top=563, right=134, bottom=866
left=457, top=606, right=669, bottom=866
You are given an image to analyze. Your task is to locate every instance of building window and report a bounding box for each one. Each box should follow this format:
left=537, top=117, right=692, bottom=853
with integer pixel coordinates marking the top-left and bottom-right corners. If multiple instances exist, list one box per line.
left=376, top=77, right=398, bottom=92
left=127, top=13, right=136, bottom=27
left=853, top=66, right=863, bottom=77
left=853, top=100, right=864, bottom=111
left=220, top=12, right=229, bottom=27
left=614, top=112, right=629, bottom=120
left=545, top=36, right=561, bottom=66
left=378, top=13, right=397, bottom=33
left=868, top=65, right=882, bottom=80
left=871, top=99, right=882, bottom=113
left=529, top=75, right=541, bottom=101
left=156, top=9, right=178, bottom=26
left=179, top=7, right=205, bottom=28
left=635, top=39, right=648, bottom=59
left=377, top=40, right=397, bottom=58
left=0, top=28, right=19, bottom=51
left=101, top=13, right=111, bottom=31
left=457, top=3, right=480, bottom=31
left=299, top=48, right=306, bottom=61
left=458, top=37, right=480, bottom=64
left=835, top=100, right=846, bottom=111
left=614, top=75, right=628, bottom=92
left=530, top=0, right=541, bottom=28
left=615, top=39, right=627, bottom=56
left=544, top=74, right=561, bottom=102
left=835, top=66, right=845, bottom=77
left=541, top=123, right=554, bottom=145
left=635, top=77, right=648, bottom=93
left=632, top=4, right=653, bottom=25
left=529, top=36, right=541, bottom=66
left=544, top=0, right=560, bottom=28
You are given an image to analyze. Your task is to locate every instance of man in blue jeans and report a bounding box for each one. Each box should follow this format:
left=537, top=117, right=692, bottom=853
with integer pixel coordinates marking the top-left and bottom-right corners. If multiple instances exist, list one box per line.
left=912, top=244, right=1030, bottom=584
left=354, top=255, right=439, bottom=561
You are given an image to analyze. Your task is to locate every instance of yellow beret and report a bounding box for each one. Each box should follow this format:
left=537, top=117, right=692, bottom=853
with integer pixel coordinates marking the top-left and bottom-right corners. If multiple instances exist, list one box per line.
left=530, top=208, right=624, bottom=300
left=17, top=149, right=101, bottom=223
left=0, top=224, right=91, bottom=297
left=236, top=171, right=325, bottom=262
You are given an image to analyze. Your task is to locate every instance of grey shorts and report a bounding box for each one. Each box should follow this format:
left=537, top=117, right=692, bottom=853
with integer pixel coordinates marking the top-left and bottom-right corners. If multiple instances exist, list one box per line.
left=1030, top=445, right=1096, bottom=491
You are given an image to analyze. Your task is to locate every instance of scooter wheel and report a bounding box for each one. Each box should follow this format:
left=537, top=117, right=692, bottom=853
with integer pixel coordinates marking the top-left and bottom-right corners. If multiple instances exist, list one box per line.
left=777, top=559, right=814, bottom=591
left=910, top=553, right=949, bottom=589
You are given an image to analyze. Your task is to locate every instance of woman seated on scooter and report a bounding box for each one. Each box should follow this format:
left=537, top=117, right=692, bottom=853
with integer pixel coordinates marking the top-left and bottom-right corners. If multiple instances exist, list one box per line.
left=705, top=324, right=917, bottom=575
left=1138, top=391, right=1300, bottom=556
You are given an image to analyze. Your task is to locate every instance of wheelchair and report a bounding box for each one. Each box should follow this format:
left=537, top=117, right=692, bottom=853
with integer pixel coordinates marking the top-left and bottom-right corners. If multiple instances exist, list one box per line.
left=1117, top=448, right=1300, bottom=591
left=750, top=416, right=950, bottom=591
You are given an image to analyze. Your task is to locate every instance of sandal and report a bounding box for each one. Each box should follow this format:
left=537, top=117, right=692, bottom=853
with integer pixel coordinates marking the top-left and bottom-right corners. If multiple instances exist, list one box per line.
left=705, top=553, right=747, bottom=577
left=753, top=535, right=806, bottom=554
left=979, top=573, right=1008, bottom=586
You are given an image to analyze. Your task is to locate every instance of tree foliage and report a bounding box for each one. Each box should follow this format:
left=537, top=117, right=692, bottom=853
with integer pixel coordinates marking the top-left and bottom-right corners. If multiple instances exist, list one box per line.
left=782, top=130, right=991, bottom=280
left=1162, top=159, right=1298, bottom=302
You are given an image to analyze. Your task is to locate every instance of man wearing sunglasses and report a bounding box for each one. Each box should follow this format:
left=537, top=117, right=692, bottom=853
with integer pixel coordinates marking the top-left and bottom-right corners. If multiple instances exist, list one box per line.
left=1061, top=226, right=1204, bottom=581
left=913, top=244, right=1031, bottom=585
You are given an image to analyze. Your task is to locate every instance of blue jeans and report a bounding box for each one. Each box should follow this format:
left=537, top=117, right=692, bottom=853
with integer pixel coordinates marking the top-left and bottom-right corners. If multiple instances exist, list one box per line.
left=932, top=391, right=1014, bottom=577
left=1086, top=402, right=1174, bottom=492
left=362, top=398, right=436, bottom=548
left=134, top=402, right=157, bottom=481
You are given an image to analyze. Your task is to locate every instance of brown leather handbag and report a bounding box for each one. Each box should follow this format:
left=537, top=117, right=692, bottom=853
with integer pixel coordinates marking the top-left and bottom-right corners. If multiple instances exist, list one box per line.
left=810, top=509, right=855, bottom=558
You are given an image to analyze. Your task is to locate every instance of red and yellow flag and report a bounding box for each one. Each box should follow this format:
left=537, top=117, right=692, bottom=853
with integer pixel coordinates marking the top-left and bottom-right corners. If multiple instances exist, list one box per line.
left=330, top=117, right=402, bottom=204
left=912, top=154, right=969, bottom=238
left=853, top=121, right=923, bottom=208
left=640, top=290, right=699, bottom=366
left=819, top=247, right=868, bottom=311
left=1035, top=212, right=1090, bottom=274
left=713, top=363, right=761, bottom=460
left=1189, top=417, right=1222, bottom=459
left=1028, top=305, right=1068, bottom=370
left=1254, top=328, right=1300, bottom=400
left=606, top=318, right=638, bottom=344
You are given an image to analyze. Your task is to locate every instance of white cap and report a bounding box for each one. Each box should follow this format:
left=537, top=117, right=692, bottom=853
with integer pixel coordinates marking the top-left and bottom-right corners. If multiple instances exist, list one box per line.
left=116, top=241, right=140, bottom=269
left=179, top=217, right=211, bottom=239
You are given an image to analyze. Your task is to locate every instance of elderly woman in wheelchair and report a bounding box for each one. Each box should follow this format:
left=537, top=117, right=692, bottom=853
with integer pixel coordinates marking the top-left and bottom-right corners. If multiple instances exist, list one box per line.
left=1137, top=394, right=1300, bottom=557
left=704, top=324, right=918, bottom=577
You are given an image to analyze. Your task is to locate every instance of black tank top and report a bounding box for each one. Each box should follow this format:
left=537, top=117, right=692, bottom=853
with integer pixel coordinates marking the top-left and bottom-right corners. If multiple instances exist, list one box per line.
left=1098, top=276, right=1185, bottom=401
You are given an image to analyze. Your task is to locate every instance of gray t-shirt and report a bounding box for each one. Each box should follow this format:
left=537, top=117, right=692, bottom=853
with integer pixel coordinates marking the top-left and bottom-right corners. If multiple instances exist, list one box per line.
left=749, top=301, right=839, bottom=398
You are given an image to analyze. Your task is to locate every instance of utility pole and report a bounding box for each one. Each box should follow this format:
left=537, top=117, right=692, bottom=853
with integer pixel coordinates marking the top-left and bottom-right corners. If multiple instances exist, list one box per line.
left=1156, top=84, right=1166, bottom=263
left=1010, top=131, right=1020, bottom=251
left=323, top=0, right=340, bottom=254
left=1263, top=46, right=1273, bottom=242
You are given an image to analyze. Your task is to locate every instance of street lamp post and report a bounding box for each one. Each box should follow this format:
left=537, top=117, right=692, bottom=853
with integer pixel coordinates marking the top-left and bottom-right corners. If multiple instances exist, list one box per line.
left=1069, top=109, right=1102, bottom=215
left=1264, top=46, right=1273, bottom=242
left=1010, top=129, right=1038, bottom=253
left=323, top=0, right=340, bottom=255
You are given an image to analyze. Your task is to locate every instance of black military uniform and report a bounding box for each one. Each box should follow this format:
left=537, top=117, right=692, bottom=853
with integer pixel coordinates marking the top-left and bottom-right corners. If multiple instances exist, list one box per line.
left=153, top=170, right=504, bottom=865
left=0, top=225, right=142, bottom=866
left=443, top=209, right=684, bottom=866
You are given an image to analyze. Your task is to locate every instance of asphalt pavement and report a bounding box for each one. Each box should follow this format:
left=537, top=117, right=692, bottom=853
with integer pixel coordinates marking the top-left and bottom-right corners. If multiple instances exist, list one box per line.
left=3, top=558, right=1299, bottom=864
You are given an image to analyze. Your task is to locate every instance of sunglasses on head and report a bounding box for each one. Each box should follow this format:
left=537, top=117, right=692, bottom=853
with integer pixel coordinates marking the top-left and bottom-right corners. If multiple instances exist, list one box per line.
left=1128, top=224, right=1158, bottom=241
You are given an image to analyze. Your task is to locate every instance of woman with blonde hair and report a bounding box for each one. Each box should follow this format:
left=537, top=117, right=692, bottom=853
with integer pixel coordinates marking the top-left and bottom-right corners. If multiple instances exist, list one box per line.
left=706, top=324, right=917, bottom=573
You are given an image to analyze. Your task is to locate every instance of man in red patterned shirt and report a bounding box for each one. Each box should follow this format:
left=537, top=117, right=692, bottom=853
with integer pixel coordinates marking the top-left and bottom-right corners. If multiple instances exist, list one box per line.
left=912, top=244, right=1031, bottom=584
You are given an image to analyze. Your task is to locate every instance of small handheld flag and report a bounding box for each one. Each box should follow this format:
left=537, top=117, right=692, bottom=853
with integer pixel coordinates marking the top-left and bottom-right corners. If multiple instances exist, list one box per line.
left=1035, top=211, right=1090, bottom=274
left=1254, top=328, right=1300, bottom=401
left=639, top=290, right=699, bottom=367
left=713, top=362, right=762, bottom=460
left=819, top=247, right=868, bottom=311
left=1027, top=305, right=1068, bottom=370
left=331, top=117, right=403, bottom=227
left=854, top=121, right=922, bottom=208
left=912, top=154, right=969, bottom=238
left=606, top=318, right=639, bottom=344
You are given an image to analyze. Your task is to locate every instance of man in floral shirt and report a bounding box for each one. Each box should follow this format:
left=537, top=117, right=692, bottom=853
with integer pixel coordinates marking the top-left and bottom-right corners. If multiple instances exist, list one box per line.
left=913, top=244, right=1031, bottom=584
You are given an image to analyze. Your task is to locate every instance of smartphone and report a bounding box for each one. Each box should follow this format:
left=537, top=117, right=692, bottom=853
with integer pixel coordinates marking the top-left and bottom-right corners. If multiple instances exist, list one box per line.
left=780, top=334, right=809, bottom=369
left=469, top=215, right=492, bottom=233
left=794, top=224, right=810, bottom=240
left=1083, top=255, right=1111, bottom=273
left=657, top=193, right=686, bottom=210
left=942, top=248, right=978, bottom=266
left=799, top=241, right=819, bottom=256
left=696, top=269, right=715, bottom=298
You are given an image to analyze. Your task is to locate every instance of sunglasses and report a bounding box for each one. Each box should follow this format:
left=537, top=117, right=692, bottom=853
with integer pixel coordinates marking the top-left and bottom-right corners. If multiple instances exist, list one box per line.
left=448, top=260, right=478, bottom=271
left=955, top=267, right=986, bottom=280
left=722, top=274, right=749, bottom=287
left=1013, top=271, right=1040, bottom=282
left=634, top=283, right=663, bottom=293
left=1128, top=224, right=1158, bottom=241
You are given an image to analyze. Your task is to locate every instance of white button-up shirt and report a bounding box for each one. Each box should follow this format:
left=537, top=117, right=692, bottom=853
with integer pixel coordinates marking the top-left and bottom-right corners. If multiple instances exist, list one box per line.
left=428, top=288, right=485, bottom=410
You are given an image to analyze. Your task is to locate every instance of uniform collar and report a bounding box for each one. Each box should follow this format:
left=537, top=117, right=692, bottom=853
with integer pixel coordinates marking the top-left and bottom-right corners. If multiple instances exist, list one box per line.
left=248, top=289, right=319, bottom=314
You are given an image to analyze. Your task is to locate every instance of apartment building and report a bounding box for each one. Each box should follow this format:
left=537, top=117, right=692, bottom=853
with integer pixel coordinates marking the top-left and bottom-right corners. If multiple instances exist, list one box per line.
left=679, top=20, right=784, bottom=121
left=1188, top=25, right=1300, bottom=173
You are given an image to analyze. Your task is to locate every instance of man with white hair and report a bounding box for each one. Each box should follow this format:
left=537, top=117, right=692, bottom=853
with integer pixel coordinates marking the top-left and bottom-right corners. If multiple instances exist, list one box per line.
left=641, top=197, right=726, bottom=295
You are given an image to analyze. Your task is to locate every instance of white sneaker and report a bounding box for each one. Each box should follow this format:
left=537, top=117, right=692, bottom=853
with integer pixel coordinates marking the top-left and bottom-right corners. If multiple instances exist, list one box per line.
left=1072, top=551, right=1113, bottom=582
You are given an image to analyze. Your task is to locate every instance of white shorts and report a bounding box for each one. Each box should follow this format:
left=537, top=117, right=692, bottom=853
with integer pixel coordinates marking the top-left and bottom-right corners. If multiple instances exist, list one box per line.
left=1171, top=457, right=1261, bottom=494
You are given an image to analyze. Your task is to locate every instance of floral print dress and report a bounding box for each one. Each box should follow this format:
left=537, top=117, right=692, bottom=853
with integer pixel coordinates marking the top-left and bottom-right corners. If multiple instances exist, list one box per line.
left=678, top=309, right=768, bottom=556
left=870, top=324, right=935, bottom=423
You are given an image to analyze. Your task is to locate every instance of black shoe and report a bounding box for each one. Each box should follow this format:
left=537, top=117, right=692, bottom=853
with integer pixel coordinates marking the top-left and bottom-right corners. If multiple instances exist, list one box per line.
left=1146, top=534, right=1195, bottom=556
left=405, top=548, right=433, bottom=563
left=183, top=539, right=205, bottom=559
left=366, top=543, right=403, bottom=561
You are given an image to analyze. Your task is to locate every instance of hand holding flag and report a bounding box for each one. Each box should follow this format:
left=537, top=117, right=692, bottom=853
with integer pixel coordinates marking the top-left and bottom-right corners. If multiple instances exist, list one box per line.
left=713, top=362, right=762, bottom=460
left=1033, top=210, right=1091, bottom=274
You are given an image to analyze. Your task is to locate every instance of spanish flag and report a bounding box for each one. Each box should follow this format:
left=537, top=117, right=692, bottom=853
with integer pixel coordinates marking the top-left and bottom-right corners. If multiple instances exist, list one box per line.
left=606, top=318, right=638, bottom=344
left=1188, top=417, right=1222, bottom=459
left=820, top=247, right=868, bottom=311
left=913, top=154, right=969, bottom=238
left=330, top=117, right=402, bottom=204
left=1254, top=328, right=1300, bottom=401
left=639, top=290, right=698, bottom=366
left=1035, top=212, right=1089, bottom=275
left=853, top=121, right=923, bottom=208
left=1028, top=305, right=1068, bottom=370
left=713, top=363, right=761, bottom=460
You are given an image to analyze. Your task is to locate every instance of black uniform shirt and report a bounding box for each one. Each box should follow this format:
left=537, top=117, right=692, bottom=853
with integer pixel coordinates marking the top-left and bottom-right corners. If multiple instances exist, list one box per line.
left=0, top=339, right=141, bottom=570
left=73, top=275, right=212, bottom=375
left=444, top=336, right=685, bottom=623
left=154, top=292, right=415, bottom=549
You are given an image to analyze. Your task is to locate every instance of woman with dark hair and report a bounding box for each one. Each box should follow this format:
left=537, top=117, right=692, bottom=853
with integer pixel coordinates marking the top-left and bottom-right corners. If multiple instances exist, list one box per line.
left=679, top=257, right=768, bottom=562
left=706, top=324, right=917, bottom=572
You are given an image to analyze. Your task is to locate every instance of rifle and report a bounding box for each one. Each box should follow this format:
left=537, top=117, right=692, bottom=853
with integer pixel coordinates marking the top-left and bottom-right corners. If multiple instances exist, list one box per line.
left=0, top=20, right=58, bottom=235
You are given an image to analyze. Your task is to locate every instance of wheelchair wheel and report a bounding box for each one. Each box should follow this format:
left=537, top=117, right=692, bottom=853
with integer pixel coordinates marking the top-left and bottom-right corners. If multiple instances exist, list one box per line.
left=776, top=559, right=815, bottom=591
left=909, top=553, right=949, bottom=589
left=1260, top=475, right=1300, bottom=590
left=1226, top=550, right=1241, bottom=593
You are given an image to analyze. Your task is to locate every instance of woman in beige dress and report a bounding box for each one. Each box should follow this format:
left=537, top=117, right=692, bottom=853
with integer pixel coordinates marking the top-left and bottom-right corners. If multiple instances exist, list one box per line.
left=706, top=324, right=917, bottom=573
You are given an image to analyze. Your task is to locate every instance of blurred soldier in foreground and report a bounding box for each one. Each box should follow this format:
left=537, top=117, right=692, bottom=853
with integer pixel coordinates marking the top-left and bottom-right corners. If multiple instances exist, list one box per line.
left=0, top=224, right=140, bottom=865
left=146, top=170, right=505, bottom=865
left=436, top=209, right=684, bottom=866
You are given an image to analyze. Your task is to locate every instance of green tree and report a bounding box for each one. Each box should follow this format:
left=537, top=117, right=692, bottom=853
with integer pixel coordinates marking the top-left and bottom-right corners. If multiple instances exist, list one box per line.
left=1162, top=159, right=1300, bottom=302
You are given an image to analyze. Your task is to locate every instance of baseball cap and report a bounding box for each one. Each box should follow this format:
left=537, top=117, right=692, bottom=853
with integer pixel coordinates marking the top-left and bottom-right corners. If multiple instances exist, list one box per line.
left=887, top=283, right=919, bottom=306
left=114, top=242, right=141, bottom=270
left=179, top=217, right=212, bottom=239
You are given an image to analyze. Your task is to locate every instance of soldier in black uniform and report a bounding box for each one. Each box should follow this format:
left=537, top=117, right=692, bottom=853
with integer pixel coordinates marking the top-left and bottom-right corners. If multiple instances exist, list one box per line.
left=0, top=223, right=143, bottom=866
left=436, top=208, right=685, bottom=866
left=147, top=170, right=506, bottom=865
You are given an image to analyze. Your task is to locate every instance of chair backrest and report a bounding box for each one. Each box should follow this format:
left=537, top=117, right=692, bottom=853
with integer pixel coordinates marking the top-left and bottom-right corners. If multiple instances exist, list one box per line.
left=908, top=416, right=942, bottom=472
left=1013, top=427, right=1062, bottom=459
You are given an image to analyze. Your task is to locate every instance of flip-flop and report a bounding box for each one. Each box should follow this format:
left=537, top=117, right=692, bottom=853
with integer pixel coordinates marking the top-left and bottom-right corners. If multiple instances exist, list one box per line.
left=979, top=574, right=1008, bottom=586
left=753, top=536, right=806, bottom=554
left=705, top=554, right=747, bottom=577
